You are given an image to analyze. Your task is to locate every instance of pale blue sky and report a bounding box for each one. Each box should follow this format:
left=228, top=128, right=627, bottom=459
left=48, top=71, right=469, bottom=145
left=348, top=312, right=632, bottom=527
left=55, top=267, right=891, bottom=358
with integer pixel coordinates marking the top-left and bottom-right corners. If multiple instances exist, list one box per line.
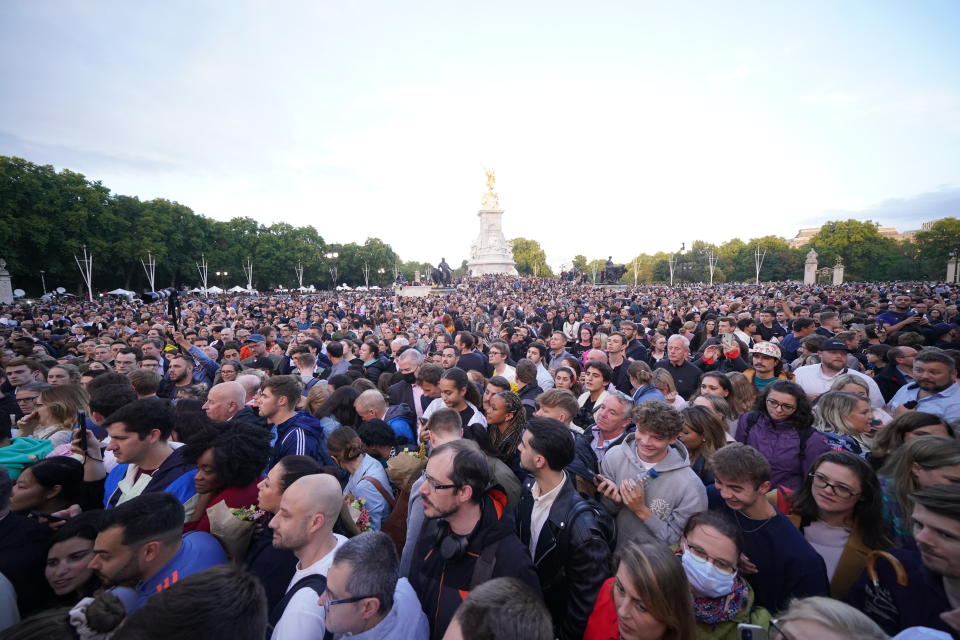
left=2, top=1, right=958, bottom=268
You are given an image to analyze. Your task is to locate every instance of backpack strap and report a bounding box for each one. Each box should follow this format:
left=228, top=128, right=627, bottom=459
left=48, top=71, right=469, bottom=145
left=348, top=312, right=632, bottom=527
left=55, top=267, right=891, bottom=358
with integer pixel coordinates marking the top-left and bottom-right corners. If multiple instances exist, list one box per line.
left=361, top=476, right=397, bottom=509
left=267, top=573, right=331, bottom=636
left=743, top=411, right=761, bottom=441
left=797, top=426, right=815, bottom=467
left=469, top=538, right=502, bottom=589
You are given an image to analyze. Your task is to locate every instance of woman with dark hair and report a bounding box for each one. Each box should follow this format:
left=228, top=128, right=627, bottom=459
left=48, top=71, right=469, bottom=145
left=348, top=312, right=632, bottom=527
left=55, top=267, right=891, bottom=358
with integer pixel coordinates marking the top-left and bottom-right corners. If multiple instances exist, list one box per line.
left=563, top=311, right=580, bottom=342
left=734, top=380, right=831, bottom=491
left=249, top=455, right=325, bottom=611
left=647, top=331, right=668, bottom=366
left=571, top=324, right=594, bottom=359
left=584, top=541, right=696, bottom=640
left=691, top=318, right=718, bottom=353
left=485, top=391, right=526, bottom=480
left=327, top=426, right=393, bottom=530
left=181, top=421, right=272, bottom=533
left=788, top=451, right=890, bottom=599
left=44, top=511, right=104, bottom=604
left=423, top=367, right=486, bottom=429
left=677, top=512, right=771, bottom=637
left=313, top=385, right=361, bottom=438
left=10, top=457, right=100, bottom=515
left=213, top=359, right=242, bottom=384
left=359, top=340, right=389, bottom=382
left=867, top=411, right=954, bottom=471
left=692, top=371, right=733, bottom=403
left=678, top=406, right=727, bottom=486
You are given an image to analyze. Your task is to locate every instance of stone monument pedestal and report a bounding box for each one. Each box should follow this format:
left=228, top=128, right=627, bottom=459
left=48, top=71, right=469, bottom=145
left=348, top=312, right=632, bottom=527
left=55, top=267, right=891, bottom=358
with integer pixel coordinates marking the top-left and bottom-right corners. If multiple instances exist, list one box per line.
left=832, top=259, right=845, bottom=285
left=947, top=256, right=958, bottom=283
left=467, top=171, right=518, bottom=277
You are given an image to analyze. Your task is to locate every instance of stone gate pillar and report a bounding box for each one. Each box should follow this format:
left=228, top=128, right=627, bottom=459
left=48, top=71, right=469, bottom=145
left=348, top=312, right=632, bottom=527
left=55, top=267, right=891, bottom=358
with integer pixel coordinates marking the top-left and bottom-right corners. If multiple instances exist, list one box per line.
left=0, top=259, right=13, bottom=305
left=804, top=249, right=818, bottom=285
left=832, top=257, right=845, bottom=285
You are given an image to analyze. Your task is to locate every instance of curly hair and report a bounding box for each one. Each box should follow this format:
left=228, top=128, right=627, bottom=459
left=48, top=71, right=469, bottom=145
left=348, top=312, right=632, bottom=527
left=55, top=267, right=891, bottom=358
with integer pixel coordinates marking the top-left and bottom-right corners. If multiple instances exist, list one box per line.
left=752, top=380, right=813, bottom=431
left=489, top=391, right=525, bottom=466
left=181, top=421, right=272, bottom=489
left=632, top=400, right=684, bottom=440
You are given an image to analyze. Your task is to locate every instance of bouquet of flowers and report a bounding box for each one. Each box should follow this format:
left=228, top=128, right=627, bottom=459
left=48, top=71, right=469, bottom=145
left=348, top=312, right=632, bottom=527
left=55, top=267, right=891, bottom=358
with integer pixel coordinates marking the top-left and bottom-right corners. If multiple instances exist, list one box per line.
left=207, top=503, right=265, bottom=560
left=387, top=442, right=427, bottom=493
left=345, top=495, right=373, bottom=533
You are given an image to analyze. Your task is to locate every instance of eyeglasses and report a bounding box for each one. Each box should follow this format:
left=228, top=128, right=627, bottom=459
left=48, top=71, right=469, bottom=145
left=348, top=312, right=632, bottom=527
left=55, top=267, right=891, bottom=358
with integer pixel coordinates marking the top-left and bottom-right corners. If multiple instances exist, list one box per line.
left=683, top=541, right=737, bottom=575
left=16, top=396, right=39, bottom=404
left=765, top=398, right=796, bottom=412
left=808, top=473, right=860, bottom=499
left=423, top=473, right=459, bottom=492
left=321, top=590, right=376, bottom=608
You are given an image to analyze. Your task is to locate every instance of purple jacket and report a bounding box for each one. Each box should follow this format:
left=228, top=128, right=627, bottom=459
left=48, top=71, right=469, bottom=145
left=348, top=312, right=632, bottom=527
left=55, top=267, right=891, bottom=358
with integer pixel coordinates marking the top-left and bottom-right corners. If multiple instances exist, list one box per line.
left=735, top=411, right=831, bottom=491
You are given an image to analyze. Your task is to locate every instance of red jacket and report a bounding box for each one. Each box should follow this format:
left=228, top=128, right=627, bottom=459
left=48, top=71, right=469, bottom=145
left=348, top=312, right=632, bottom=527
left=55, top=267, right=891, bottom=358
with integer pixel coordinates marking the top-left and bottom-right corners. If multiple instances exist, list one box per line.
left=583, top=577, right=619, bottom=640
left=184, top=480, right=260, bottom=534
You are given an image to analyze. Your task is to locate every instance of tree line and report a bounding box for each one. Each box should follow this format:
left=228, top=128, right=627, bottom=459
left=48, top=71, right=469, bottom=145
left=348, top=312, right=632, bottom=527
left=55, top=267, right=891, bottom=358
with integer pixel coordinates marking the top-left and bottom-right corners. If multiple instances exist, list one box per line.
left=3, top=156, right=956, bottom=295
left=511, top=217, right=959, bottom=284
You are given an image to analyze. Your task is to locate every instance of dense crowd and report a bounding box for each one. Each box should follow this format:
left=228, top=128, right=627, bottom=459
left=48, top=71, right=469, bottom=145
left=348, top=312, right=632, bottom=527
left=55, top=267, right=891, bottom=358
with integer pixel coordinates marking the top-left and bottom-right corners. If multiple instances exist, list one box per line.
left=0, top=275, right=958, bottom=640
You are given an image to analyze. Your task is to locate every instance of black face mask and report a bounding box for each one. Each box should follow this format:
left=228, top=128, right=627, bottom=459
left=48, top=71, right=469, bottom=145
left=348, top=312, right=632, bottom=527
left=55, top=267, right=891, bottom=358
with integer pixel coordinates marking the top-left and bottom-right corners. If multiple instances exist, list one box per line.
left=403, top=372, right=417, bottom=384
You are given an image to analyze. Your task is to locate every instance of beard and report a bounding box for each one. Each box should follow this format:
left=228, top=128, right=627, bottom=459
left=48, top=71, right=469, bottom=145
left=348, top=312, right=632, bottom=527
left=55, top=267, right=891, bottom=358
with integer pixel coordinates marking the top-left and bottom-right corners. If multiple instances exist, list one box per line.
left=97, top=555, right=141, bottom=588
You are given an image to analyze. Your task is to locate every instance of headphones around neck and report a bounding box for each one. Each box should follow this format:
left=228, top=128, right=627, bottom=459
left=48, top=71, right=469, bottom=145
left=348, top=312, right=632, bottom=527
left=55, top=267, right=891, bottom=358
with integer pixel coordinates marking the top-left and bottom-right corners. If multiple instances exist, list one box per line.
left=433, top=518, right=470, bottom=562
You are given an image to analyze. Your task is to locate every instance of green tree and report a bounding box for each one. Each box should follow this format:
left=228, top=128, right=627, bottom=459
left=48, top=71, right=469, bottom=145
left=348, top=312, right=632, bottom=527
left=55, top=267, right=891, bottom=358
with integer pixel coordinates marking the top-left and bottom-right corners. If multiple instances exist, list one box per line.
left=914, top=218, right=960, bottom=280
left=572, top=254, right=588, bottom=272
left=807, top=219, right=893, bottom=281
left=511, top=238, right=553, bottom=276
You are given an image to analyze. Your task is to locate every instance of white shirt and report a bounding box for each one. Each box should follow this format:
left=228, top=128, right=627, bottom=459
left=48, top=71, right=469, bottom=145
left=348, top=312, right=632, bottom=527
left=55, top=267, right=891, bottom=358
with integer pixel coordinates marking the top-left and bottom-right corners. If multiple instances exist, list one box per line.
left=270, top=534, right=348, bottom=640
left=493, top=364, right=516, bottom=384
left=793, top=364, right=884, bottom=408
left=536, top=364, right=554, bottom=391
left=529, top=476, right=566, bottom=556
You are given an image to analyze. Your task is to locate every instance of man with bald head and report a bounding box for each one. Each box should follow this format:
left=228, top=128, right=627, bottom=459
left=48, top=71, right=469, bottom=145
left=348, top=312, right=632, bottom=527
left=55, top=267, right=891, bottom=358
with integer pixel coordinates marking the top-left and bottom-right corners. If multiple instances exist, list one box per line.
left=202, top=382, right=247, bottom=421
left=268, top=473, right=347, bottom=640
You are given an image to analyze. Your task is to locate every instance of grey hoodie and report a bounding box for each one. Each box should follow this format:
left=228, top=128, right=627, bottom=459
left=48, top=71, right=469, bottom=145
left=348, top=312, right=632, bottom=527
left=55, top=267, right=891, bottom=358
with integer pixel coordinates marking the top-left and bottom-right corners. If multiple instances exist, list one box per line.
left=599, top=436, right=707, bottom=551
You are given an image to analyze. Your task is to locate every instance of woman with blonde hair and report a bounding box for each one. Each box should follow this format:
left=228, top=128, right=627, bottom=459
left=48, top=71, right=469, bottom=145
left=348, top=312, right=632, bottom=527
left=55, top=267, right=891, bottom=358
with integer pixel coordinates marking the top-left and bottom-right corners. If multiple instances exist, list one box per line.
left=879, top=435, right=960, bottom=548
left=651, top=369, right=687, bottom=411
left=814, top=391, right=874, bottom=457
left=773, top=596, right=887, bottom=640
left=584, top=541, right=696, bottom=640
left=19, top=384, right=89, bottom=447
left=304, top=380, right=331, bottom=416
left=830, top=373, right=892, bottom=430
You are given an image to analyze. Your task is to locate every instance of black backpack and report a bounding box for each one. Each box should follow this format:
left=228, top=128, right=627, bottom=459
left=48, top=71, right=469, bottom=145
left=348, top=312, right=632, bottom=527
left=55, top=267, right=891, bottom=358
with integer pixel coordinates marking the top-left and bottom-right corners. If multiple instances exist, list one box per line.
left=266, top=574, right=332, bottom=640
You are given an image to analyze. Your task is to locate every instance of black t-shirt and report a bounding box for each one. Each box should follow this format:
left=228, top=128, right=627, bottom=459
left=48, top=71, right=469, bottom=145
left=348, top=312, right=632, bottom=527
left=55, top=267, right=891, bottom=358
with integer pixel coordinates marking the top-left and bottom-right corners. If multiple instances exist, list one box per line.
left=458, top=406, right=476, bottom=427
left=756, top=323, right=786, bottom=342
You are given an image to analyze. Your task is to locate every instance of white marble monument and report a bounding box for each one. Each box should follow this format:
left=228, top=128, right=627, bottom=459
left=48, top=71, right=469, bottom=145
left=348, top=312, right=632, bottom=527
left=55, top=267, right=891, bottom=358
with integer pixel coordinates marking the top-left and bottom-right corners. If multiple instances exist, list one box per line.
left=467, top=170, right=519, bottom=277
left=0, top=259, right=13, bottom=305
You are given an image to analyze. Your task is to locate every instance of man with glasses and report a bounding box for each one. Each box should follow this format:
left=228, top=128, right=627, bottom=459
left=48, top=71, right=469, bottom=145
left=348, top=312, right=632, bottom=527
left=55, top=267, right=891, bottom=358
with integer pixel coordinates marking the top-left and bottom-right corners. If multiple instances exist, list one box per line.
left=408, top=439, right=539, bottom=639
left=322, top=531, right=428, bottom=640
left=268, top=474, right=347, bottom=640
left=486, top=341, right=515, bottom=384
left=706, top=443, right=829, bottom=612
left=14, top=381, right=50, bottom=422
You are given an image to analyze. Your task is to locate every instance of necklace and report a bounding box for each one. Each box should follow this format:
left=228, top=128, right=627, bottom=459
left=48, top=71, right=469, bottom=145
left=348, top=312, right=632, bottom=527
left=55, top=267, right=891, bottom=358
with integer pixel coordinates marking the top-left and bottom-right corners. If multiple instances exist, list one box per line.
left=735, top=510, right=773, bottom=534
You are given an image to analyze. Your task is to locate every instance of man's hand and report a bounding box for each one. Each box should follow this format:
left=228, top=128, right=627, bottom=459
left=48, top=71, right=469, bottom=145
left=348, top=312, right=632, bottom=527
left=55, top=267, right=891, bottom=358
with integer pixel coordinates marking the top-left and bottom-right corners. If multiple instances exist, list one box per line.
left=619, top=478, right=650, bottom=520
left=595, top=475, right=621, bottom=503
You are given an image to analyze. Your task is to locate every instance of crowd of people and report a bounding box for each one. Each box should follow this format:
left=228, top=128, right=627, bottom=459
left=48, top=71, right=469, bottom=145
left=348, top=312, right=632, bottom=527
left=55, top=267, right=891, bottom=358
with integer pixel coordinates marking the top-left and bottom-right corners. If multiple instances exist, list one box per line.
left=0, top=274, right=958, bottom=640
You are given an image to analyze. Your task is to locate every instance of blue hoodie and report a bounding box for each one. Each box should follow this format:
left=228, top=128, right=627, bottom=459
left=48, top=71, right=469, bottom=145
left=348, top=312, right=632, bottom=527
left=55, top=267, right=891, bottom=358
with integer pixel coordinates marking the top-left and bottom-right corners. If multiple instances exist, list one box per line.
left=268, top=411, right=334, bottom=469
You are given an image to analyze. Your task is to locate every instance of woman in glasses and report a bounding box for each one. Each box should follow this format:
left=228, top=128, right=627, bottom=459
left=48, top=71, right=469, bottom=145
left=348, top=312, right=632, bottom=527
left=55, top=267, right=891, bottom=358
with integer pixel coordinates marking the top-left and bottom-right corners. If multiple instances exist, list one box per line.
left=677, top=511, right=772, bottom=637
left=787, top=451, right=889, bottom=599
left=734, top=381, right=831, bottom=492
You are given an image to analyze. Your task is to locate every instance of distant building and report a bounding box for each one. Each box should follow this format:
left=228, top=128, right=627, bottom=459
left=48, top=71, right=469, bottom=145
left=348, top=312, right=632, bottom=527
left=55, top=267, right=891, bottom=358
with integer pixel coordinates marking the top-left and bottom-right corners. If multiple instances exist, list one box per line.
left=788, top=222, right=922, bottom=248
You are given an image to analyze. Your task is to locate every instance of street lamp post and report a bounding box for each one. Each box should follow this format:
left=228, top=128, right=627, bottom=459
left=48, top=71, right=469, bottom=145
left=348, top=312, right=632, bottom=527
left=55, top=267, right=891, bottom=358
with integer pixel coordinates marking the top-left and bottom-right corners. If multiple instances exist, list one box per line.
left=324, top=252, right=339, bottom=288
left=40, top=270, right=46, bottom=296
left=377, top=268, right=385, bottom=286
left=216, top=271, right=228, bottom=286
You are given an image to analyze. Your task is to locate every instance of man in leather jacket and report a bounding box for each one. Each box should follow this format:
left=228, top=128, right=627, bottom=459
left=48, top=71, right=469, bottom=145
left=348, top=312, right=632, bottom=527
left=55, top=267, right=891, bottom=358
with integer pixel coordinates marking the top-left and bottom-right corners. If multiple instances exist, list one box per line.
left=516, top=417, right=613, bottom=640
